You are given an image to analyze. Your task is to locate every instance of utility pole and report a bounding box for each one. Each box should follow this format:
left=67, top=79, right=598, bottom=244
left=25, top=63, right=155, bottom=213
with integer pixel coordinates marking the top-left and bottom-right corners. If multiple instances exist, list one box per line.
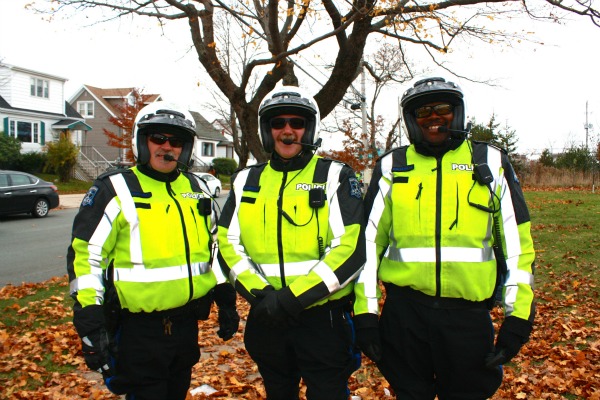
left=360, top=60, right=368, bottom=150
left=585, top=100, right=590, bottom=151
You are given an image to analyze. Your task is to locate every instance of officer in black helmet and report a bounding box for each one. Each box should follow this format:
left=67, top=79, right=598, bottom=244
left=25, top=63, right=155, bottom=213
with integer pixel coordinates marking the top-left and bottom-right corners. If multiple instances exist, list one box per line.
left=354, top=77, right=536, bottom=399
left=218, top=86, right=366, bottom=399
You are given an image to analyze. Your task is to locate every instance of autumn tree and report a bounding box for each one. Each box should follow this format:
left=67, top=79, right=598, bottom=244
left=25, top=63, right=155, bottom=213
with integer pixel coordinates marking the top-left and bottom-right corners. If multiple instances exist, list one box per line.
left=103, top=89, right=149, bottom=164
left=35, top=0, right=600, bottom=166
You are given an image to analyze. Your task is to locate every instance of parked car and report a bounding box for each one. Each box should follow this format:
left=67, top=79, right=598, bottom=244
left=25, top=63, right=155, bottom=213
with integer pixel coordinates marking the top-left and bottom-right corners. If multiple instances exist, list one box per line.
left=0, top=170, right=60, bottom=218
left=193, top=172, right=222, bottom=198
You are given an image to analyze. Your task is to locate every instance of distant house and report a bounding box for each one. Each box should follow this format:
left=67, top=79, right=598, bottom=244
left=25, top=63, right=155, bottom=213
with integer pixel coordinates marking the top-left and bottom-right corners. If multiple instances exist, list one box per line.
left=0, top=63, right=91, bottom=153
left=212, top=118, right=256, bottom=166
left=68, top=85, right=162, bottom=163
left=190, top=111, right=234, bottom=168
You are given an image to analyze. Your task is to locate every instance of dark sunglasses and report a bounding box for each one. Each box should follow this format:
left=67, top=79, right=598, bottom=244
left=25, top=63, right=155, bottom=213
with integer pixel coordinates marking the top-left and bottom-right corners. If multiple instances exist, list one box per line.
left=147, top=133, right=186, bottom=148
left=270, top=117, right=306, bottom=130
left=414, top=103, right=454, bottom=118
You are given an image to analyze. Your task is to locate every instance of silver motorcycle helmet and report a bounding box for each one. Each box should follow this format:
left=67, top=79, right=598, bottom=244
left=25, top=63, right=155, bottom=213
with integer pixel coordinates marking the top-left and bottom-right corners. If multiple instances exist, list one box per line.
left=258, top=86, right=320, bottom=153
left=132, top=102, right=197, bottom=166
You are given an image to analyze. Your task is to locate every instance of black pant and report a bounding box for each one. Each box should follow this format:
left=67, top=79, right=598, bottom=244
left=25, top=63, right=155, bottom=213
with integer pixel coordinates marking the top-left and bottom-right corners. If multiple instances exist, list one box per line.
left=114, top=309, right=200, bottom=400
left=244, top=303, right=359, bottom=400
left=377, top=287, right=502, bottom=400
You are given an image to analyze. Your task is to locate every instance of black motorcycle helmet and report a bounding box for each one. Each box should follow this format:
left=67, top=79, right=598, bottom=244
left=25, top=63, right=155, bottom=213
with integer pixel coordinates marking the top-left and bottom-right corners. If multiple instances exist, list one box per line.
left=258, top=86, right=320, bottom=154
left=401, top=77, right=466, bottom=145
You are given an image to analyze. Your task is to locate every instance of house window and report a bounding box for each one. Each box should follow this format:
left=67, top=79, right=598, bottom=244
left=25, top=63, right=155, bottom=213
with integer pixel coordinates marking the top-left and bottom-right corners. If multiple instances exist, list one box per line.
left=30, top=78, right=49, bottom=98
left=202, top=142, right=214, bottom=157
left=9, top=120, right=42, bottom=144
left=78, top=101, right=94, bottom=118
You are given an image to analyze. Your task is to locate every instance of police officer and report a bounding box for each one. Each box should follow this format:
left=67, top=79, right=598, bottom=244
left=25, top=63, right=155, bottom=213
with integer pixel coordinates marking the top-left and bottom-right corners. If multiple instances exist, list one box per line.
left=353, top=77, right=536, bottom=399
left=67, top=102, right=239, bottom=400
left=217, top=86, right=366, bottom=400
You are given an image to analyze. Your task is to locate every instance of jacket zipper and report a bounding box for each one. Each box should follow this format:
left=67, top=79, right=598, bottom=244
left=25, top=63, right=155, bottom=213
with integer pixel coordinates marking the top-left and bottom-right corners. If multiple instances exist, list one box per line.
left=277, top=171, right=288, bottom=287
left=435, top=158, right=442, bottom=297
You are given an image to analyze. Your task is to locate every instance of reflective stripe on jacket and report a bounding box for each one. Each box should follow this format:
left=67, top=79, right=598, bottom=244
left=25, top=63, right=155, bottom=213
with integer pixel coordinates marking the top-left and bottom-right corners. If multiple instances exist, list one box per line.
left=354, top=141, right=535, bottom=323
left=218, top=155, right=365, bottom=314
left=67, top=167, right=219, bottom=313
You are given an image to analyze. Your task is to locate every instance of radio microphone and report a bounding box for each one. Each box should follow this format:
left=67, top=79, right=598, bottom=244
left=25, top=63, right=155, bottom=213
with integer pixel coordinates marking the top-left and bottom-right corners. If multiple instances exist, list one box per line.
left=282, top=137, right=322, bottom=150
left=163, top=154, right=190, bottom=169
left=438, top=122, right=472, bottom=137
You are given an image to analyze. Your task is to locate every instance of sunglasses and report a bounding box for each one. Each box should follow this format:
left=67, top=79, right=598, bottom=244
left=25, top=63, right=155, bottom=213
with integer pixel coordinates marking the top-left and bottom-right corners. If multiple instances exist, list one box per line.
left=270, top=117, right=306, bottom=130
left=414, top=103, right=454, bottom=118
left=147, top=133, right=186, bottom=148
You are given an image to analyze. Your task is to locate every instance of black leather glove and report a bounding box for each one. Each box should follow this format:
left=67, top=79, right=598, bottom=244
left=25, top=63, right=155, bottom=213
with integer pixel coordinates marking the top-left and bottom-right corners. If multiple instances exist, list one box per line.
left=81, top=328, right=114, bottom=376
left=485, top=316, right=533, bottom=369
left=251, top=287, right=290, bottom=328
left=213, top=283, right=240, bottom=341
left=356, top=327, right=383, bottom=362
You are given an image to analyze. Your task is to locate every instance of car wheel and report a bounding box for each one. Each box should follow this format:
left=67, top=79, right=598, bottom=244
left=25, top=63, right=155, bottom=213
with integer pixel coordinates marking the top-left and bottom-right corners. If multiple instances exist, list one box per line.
left=214, top=187, right=220, bottom=198
left=32, top=198, right=50, bottom=218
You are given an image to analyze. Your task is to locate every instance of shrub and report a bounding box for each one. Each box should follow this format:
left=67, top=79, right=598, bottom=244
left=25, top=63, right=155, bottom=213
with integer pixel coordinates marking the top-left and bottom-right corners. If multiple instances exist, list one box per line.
left=44, top=133, right=79, bottom=182
left=213, top=157, right=238, bottom=176
left=0, top=134, right=22, bottom=169
left=15, top=152, right=48, bottom=173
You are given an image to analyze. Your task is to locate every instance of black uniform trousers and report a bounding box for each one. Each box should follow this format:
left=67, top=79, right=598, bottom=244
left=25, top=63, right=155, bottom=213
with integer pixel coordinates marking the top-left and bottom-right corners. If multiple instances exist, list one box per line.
left=377, top=285, right=503, bottom=400
left=113, top=306, right=200, bottom=400
left=244, top=301, right=359, bottom=400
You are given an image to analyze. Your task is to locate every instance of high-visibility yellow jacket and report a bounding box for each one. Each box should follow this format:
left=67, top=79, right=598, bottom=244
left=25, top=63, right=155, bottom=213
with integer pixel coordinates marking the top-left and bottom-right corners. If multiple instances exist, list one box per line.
left=217, top=153, right=365, bottom=315
left=354, top=141, right=535, bottom=324
left=67, top=166, right=222, bottom=316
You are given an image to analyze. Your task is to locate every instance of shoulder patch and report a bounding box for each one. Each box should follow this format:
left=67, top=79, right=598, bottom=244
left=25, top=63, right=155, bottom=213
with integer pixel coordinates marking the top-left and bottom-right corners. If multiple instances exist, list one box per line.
left=349, top=176, right=363, bottom=199
left=81, top=186, right=99, bottom=207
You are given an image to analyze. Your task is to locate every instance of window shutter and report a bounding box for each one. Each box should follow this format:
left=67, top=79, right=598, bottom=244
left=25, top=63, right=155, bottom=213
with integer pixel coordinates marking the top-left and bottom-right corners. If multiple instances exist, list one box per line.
left=41, top=122, right=45, bottom=145
left=3, top=118, right=7, bottom=136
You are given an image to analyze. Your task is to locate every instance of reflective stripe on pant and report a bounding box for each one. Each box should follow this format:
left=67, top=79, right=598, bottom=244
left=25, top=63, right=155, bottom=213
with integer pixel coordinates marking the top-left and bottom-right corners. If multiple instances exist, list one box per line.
left=244, top=304, right=358, bottom=400
left=117, top=310, right=200, bottom=400
left=377, top=290, right=503, bottom=400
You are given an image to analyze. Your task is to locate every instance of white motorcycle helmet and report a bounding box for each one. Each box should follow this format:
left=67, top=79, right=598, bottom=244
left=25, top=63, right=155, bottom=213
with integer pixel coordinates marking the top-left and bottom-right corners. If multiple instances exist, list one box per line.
left=132, top=101, right=197, bottom=166
left=258, top=86, right=321, bottom=153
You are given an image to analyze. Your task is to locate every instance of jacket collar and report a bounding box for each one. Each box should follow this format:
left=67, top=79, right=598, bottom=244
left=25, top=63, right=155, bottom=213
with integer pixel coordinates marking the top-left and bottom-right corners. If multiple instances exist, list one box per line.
left=269, top=151, right=313, bottom=172
left=137, top=163, right=180, bottom=182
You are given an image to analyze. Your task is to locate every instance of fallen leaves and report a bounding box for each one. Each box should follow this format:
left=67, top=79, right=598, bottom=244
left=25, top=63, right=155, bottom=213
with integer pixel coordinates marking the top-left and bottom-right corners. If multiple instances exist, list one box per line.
left=1, top=267, right=599, bottom=399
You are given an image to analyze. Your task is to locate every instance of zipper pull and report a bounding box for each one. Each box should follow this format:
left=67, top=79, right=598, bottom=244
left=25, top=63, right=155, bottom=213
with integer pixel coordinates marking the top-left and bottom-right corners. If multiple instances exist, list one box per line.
left=163, top=317, right=172, bottom=335
left=416, top=183, right=423, bottom=200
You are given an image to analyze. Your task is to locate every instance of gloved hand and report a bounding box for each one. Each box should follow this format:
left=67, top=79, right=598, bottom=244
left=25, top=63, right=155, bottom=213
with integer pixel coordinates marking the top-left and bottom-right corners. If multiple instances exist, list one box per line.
left=251, top=287, right=290, bottom=328
left=217, top=306, right=240, bottom=340
left=212, top=283, right=240, bottom=340
left=80, top=328, right=114, bottom=376
left=356, top=327, right=383, bottom=362
left=485, top=316, right=533, bottom=369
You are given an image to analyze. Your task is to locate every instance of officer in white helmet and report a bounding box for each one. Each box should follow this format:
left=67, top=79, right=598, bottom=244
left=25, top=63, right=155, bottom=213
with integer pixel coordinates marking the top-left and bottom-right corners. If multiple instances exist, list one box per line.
left=68, top=101, right=239, bottom=399
left=218, top=86, right=366, bottom=399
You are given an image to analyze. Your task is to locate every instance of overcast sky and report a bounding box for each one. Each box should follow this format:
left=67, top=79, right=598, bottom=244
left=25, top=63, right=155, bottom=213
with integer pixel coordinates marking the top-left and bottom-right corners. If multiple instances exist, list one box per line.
left=1, top=0, right=599, bottom=156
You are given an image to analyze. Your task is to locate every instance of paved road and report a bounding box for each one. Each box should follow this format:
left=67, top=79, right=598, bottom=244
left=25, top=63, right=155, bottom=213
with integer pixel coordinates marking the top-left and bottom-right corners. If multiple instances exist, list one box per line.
left=0, top=208, right=78, bottom=287
left=0, top=192, right=229, bottom=287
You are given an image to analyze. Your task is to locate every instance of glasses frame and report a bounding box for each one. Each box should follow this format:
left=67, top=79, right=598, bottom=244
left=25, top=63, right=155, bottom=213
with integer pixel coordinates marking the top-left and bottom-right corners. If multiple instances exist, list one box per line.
left=414, top=103, right=454, bottom=118
left=147, top=133, right=186, bottom=148
left=269, top=117, right=306, bottom=130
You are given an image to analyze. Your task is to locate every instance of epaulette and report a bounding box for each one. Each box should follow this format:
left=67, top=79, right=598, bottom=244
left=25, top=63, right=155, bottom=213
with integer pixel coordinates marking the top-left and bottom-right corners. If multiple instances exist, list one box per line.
left=471, top=140, right=507, bottom=155
left=377, top=145, right=409, bottom=162
left=96, top=167, right=133, bottom=181
left=233, top=162, right=268, bottom=173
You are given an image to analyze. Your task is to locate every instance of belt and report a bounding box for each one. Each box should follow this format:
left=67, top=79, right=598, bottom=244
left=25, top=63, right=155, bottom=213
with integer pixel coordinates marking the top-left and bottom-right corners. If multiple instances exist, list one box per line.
left=384, top=284, right=488, bottom=310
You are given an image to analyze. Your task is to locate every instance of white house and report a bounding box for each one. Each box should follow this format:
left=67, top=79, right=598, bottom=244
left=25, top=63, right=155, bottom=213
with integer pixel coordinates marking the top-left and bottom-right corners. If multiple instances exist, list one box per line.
left=0, top=63, right=90, bottom=153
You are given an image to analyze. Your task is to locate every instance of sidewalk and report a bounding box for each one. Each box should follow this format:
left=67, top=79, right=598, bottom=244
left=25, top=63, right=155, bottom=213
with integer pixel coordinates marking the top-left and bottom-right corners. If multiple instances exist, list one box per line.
left=59, top=193, right=85, bottom=209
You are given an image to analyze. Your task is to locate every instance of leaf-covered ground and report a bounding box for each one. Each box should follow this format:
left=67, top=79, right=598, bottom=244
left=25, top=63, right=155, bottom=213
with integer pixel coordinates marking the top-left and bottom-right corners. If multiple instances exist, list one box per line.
left=1, top=265, right=599, bottom=399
